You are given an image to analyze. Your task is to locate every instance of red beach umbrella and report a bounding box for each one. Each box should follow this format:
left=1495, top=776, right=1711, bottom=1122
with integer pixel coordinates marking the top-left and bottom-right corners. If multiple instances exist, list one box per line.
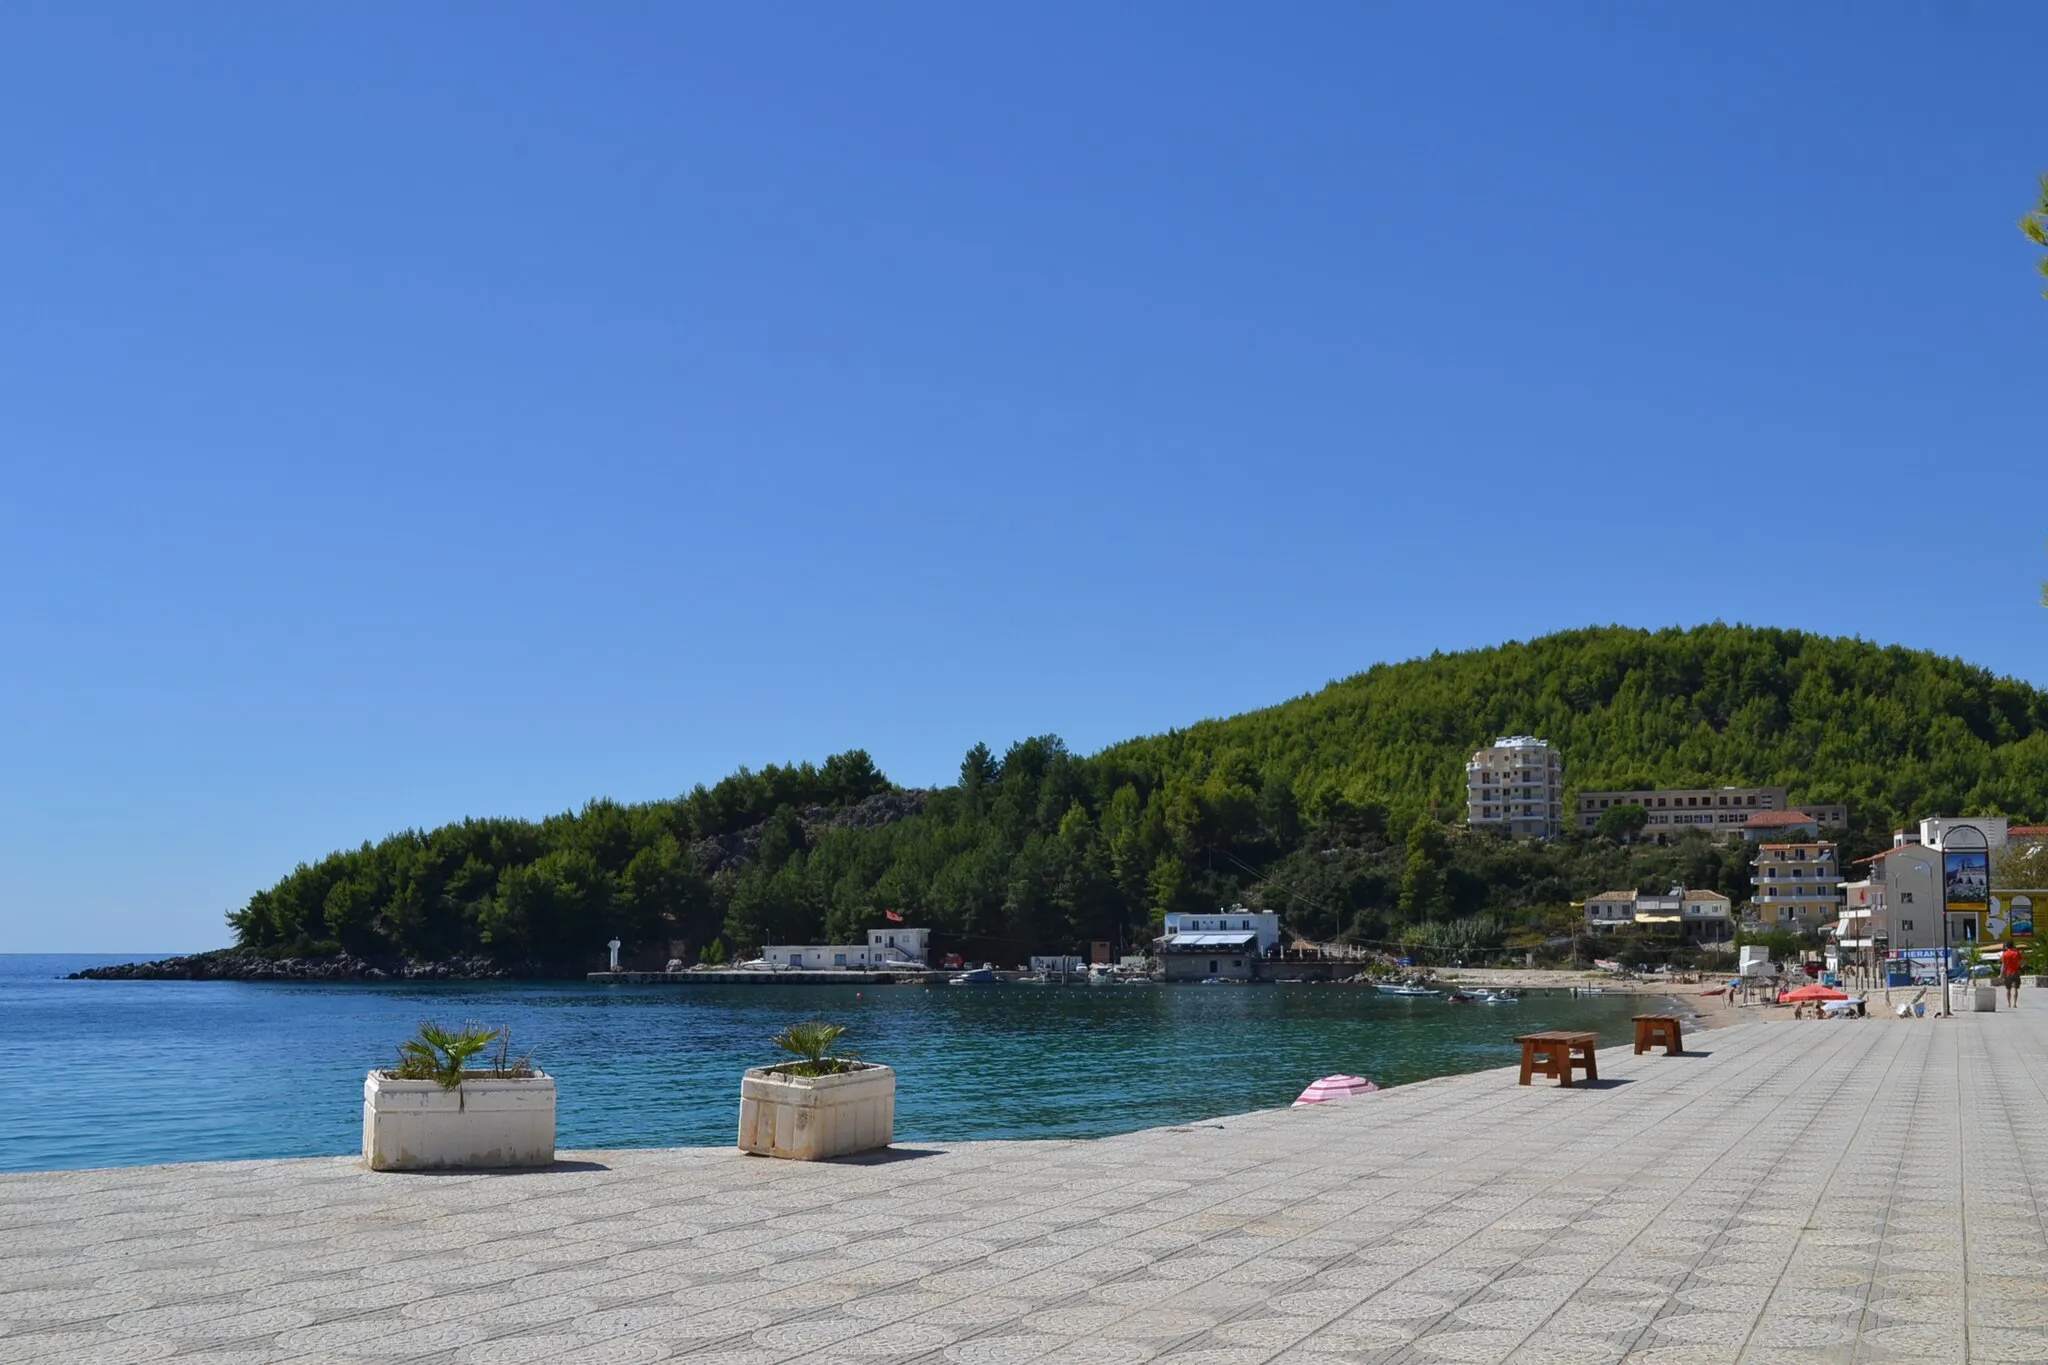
left=1780, top=984, right=1848, bottom=1003
left=1293, top=1075, right=1379, bottom=1107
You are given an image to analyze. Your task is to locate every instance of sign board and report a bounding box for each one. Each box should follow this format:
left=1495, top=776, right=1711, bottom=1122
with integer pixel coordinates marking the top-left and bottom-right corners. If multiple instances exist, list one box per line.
left=1944, top=849, right=1990, bottom=915
left=1990, top=892, right=2038, bottom=940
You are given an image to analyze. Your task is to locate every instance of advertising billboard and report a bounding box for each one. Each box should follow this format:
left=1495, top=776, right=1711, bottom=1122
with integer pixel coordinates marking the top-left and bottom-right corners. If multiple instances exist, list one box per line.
left=1990, top=892, right=2037, bottom=941
left=1944, top=849, right=1989, bottom=915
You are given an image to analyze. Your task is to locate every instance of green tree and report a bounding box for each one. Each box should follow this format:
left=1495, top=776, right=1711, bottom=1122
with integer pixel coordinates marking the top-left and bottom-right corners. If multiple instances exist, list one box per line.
left=2025, top=172, right=2048, bottom=300
left=223, top=625, right=2048, bottom=972
left=1595, top=803, right=1650, bottom=842
left=1398, top=816, right=1449, bottom=921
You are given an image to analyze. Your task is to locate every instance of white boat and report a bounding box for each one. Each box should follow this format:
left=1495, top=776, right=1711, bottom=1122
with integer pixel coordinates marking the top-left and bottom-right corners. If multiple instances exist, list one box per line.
left=1377, top=983, right=1443, bottom=997
left=949, top=964, right=998, bottom=985
left=1085, top=965, right=1116, bottom=985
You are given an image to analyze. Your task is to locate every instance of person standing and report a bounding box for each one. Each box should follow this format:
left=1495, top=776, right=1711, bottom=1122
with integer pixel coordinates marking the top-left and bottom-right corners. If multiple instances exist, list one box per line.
left=2000, top=942, right=2025, bottom=1008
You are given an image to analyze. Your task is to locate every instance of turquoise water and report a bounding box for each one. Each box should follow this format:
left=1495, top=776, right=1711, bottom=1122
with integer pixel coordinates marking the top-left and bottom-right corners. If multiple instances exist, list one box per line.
left=1, top=954, right=1663, bottom=1173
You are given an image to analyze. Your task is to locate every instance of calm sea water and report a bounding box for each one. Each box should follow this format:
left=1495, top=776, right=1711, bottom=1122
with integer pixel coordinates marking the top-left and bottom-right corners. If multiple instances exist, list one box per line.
left=0, top=954, right=1663, bottom=1173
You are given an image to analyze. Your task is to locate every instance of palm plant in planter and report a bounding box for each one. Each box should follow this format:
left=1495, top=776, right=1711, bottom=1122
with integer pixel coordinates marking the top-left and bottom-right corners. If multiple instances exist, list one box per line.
left=738, top=1017, right=894, bottom=1160
left=362, top=1020, right=555, bottom=1172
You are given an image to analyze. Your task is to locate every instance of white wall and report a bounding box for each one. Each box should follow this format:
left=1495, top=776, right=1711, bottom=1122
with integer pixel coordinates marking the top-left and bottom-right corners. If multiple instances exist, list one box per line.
left=1164, top=909, right=1281, bottom=953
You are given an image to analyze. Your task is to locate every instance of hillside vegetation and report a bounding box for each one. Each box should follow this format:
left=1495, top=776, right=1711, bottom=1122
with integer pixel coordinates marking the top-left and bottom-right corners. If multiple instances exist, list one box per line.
left=228, top=624, right=2048, bottom=970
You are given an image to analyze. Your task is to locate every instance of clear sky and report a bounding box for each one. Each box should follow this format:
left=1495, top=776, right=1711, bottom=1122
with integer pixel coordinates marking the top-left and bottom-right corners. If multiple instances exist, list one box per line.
left=4, top=3, right=2045, bottom=953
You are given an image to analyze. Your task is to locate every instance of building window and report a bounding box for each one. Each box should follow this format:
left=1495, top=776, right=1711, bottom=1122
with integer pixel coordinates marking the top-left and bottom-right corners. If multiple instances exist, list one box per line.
left=1901, top=919, right=1914, bottom=931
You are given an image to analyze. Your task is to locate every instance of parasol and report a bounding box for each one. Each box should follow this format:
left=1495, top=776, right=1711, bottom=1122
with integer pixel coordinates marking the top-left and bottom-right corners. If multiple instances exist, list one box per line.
left=1293, top=1075, right=1380, bottom=1106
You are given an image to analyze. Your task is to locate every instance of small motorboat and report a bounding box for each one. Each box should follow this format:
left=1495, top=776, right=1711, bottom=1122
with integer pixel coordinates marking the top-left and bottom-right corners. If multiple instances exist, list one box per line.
left=1377, top=983, right=1442, bottom=997
left=1471, top=989, right=1520, bottom=1004
left=948, top=964, right=998, bottom=985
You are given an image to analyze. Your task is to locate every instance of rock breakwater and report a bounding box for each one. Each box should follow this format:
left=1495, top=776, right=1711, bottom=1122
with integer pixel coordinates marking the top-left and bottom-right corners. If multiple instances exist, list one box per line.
left=71, top=949, right=545, bottom=982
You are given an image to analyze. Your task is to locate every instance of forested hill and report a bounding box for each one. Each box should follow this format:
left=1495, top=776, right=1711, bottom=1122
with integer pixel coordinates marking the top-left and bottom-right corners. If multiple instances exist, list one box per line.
left=225, top=624, right=2048, bottom=972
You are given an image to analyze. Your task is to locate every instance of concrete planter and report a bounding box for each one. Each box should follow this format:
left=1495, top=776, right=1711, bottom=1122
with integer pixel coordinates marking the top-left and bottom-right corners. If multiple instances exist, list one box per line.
left=1948, top=981, right=1997, bottom=1014
left=362, top=1071, right=556, bottom=1171
left=738, top=1062, right=894, bottom=1160
left=2032, top=976, right=2048, bottom=989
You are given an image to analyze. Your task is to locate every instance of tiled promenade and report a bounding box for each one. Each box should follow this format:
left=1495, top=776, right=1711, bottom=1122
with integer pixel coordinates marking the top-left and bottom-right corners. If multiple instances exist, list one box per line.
left=5, top=1007, right=2047, bottom=1364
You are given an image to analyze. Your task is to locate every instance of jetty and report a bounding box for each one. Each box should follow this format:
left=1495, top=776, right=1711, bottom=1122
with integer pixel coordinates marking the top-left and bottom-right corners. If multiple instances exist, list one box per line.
left=4, top=1010, right=2043, bottom=1362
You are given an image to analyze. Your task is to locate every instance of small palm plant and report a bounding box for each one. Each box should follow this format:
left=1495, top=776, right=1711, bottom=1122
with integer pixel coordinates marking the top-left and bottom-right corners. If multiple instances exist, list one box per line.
left=769, top=1018, right=859, bottom=1077
left=391, top=1021, right=530, bottom=1089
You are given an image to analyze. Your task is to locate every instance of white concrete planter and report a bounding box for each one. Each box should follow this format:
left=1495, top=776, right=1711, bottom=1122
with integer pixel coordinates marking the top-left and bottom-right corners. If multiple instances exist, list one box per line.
left=1948, top=982, right=1997, bottom=1014
left=362, top=1070, right=556, bottom=1171
left=738, top=1062, right=894, bottom=1161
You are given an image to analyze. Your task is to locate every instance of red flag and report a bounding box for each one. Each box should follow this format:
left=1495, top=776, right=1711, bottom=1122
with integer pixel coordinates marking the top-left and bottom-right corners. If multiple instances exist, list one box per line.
left=885, top=909, right=904, bottom=923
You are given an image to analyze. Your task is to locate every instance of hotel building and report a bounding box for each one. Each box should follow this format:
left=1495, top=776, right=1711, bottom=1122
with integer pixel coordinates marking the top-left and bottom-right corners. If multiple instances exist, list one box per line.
left=1575, top=785, right=1848, bottom=837
left=1466, top=737, right=1565, bottom=840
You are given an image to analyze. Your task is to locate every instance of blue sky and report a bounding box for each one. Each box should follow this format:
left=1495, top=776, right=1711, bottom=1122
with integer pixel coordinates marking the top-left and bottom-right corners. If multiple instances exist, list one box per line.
left=4, top=3, right=2045, bottom=953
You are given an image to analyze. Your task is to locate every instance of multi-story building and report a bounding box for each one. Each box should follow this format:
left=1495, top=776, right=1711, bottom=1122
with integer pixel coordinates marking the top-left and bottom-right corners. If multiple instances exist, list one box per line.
left=1748, top=842, right=1843, bottom=929
left=1583, top=891, right=1637, bottom=933
left=1682, top=889, right=1735, bottom=943
left=1573, top=785, right=1848, bottom=837
left=1844, top=843, right=1941, bottom=951
left=1466, top=736, right=1564, bottom=840
left=1162, top=906, right=1282, bottom=955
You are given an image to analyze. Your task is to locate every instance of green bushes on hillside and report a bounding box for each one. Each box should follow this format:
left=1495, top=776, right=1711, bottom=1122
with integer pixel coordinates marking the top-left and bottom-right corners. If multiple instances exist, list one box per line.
left=228, top=625, right=2048, bottom=970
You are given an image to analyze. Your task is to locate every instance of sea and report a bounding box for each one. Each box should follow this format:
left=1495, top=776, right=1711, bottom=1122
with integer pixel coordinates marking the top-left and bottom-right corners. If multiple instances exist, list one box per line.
left=0, top=953, right=1663, bottom=1173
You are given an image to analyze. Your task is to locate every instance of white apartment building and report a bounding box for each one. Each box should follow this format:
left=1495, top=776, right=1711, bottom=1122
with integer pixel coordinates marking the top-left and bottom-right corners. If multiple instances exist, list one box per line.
left=1749, top=842, right=1843, bottom=929
left=1466, top=736, right=1564, bottom=840
left=1163, top=906, right=1282, bottom=954
left=1916, top=816, right=2010, bottom=852
left=1574, top=785, right=1849, bottom=837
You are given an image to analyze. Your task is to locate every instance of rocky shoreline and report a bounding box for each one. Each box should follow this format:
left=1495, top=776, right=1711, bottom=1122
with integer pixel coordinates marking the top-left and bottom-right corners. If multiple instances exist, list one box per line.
left=70, top=949, right=556, bottom=982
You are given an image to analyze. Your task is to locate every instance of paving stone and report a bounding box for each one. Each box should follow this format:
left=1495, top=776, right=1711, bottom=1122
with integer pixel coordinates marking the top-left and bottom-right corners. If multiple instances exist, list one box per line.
left=6, top=1008, right=2048, bottom=1362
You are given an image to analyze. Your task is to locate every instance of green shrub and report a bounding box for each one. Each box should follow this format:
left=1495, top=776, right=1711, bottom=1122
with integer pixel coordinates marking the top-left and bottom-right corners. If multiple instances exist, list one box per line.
left=769, top=1018, right=861, bottom=1077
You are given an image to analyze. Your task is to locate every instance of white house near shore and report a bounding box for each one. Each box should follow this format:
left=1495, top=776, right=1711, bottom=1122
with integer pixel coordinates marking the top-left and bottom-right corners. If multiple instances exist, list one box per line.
left=760, top=927, right=930, bottom=970
left=1162, top=906, right=1282, bottom=954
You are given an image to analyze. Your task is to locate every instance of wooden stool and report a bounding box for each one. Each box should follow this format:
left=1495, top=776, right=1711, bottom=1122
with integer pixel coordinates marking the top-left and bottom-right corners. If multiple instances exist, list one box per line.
left=1633, top=1014, right=1683, bottom=1055
left=1516, top=1031, right=1599, bottom=1087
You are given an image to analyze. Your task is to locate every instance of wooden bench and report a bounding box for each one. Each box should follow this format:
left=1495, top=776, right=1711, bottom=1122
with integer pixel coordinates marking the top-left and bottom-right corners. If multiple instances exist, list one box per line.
left=1516, top=1030, right=1599, bottom=1087
left=1633, top=1014, right=1683, bottom=1055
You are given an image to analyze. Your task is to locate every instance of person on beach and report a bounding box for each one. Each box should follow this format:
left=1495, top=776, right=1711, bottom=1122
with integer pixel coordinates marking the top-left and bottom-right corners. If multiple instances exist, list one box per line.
left=2001, top=942, right=2024, bottom=1007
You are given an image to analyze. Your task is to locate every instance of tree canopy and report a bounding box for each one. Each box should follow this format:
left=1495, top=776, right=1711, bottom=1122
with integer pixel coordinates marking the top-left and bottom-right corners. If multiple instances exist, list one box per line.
left=227, top=625, right=2048, bottom=970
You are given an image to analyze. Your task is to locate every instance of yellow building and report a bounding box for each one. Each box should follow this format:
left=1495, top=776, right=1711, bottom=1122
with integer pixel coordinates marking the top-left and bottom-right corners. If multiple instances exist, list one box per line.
left=1749, top=842, right=1842, bottom=929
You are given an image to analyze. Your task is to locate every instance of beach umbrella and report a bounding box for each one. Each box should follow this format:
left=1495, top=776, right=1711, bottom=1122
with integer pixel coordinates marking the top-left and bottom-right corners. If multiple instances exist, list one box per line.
left=1293, top=1075, right=1379, bottom=1106
left=1780, top=984, right=1847, bottom=1003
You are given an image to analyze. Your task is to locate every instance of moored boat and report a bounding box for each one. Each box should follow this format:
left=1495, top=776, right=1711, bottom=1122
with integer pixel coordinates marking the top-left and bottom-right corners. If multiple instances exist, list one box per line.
left=949, top=964, right=998, bottom=985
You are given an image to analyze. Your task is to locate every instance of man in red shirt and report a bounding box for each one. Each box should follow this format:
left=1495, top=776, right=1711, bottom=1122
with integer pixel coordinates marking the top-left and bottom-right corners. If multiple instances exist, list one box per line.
left=2000, top=942, right=2026, bottom=1008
